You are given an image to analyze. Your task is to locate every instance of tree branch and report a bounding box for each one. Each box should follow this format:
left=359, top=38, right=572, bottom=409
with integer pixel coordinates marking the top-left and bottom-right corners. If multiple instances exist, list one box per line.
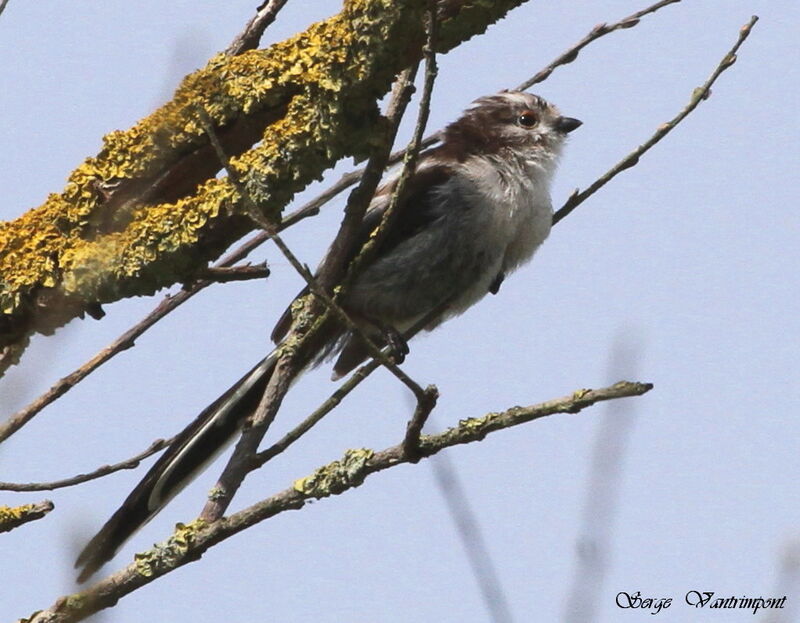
left=19, top=381, right=652, bottom=623
left=553, top=15, right=759, bottom=225
left=0, top=438, right=172, bottom=492
left=0, top=0, right=529, bottom=367
left=225, top=0, right=292, bottom=56
left=516, top=0, right=684, bottom=91
left=191, top=263, right=269, bottom=284
left=0, top=0, right=677, bottom=443
left=0, top=500, right=54, bottom=534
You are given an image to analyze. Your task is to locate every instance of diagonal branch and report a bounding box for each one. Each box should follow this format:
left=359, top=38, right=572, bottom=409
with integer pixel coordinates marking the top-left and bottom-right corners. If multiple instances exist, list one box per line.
left=197, top=65, right=425, bottom=523
left=20, top=381, right=653, bottom=623
left=0, top=0, right=677, bottom=445
left=193, top=263, right=270, bottom=284
left=553, top=15, right=759, bottom=225
left=225, top=0, right=292, bottom=56
left=515, top=0, right=684, bottom=91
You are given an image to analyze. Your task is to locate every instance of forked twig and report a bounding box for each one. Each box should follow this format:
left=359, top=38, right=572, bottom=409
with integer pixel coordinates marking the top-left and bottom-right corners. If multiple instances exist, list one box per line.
left=554, top=16, right=759, bottom=225
left=23, top=381, right=653, bottom=623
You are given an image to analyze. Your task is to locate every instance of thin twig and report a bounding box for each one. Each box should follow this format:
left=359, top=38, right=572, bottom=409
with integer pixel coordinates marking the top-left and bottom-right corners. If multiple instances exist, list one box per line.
left=0, top=0, right=9, bottom=18
left=196, top=68, right=423, bottom=522
left=191, top=262, right=270, bottom=284
left=313, top=64, right=420, bottom=293
left=22, top=381, right=653, bottom=622
left=0, top=233, right=272, bottom=445
left=516, top=0, right=683, bottom=91
left=342, top=5, right=438, bottom=290
left=225, top=0, right=291, bottom=56
left=554, top=16, right=759, bottom=226
left=0, top=438, right=173, bottom=492
left=0, top=0, right=682, bottom=444
left=0, top=500, right=54, bottom=533
left=402, top=386, right=439, bottom=460
left=252, top=297, right=451, bottom=468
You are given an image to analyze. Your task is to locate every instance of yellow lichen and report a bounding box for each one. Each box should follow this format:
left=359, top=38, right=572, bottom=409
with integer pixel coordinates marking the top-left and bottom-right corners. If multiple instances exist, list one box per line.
left=1, top=0, right=527, bottom=367
left=134, top=519, right=207, bottom=578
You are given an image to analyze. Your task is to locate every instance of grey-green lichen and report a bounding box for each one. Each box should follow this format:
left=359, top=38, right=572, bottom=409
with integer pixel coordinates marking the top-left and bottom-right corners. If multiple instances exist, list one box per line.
left=293, top=448, right=374, bottom=498
left=134, top=519, right=208, bottom=579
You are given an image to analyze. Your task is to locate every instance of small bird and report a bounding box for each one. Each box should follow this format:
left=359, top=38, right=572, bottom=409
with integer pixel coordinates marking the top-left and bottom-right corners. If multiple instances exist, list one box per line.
left=75, top=90, right=581, bottom=582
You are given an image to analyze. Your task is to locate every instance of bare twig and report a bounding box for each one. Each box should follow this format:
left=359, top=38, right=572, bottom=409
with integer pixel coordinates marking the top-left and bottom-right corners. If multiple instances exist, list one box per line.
left=0, top=234, right=271, bottom=445
left=516, top=0, right=683, bottom=91
left=21, top=381, right=653, bottom=623
left=253, top=295, right=455, bottom=468
left=0, top=0, right=672, bottom=444
left=553, top=15, right=759, bottom=226
left=0, top=438, right=173, bottom=492
left=192, top=262, right=270, bottom=284
left=226, top=0, right=291, bottom=56
left=0, top=0, right=9, bottom=18
left=343, top=4, right=438, bottom=289
left=0, top=500, right=54, bottom=533
left=313, top=65, right=420, bottom=293
left=402, top=386, right=439, bottom=460
left=195, top=67, right=424, bottom=522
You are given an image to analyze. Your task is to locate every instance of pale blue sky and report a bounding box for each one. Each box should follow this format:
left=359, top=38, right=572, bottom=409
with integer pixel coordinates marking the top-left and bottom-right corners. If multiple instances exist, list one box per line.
left=1, top=1, right=798, bottom=621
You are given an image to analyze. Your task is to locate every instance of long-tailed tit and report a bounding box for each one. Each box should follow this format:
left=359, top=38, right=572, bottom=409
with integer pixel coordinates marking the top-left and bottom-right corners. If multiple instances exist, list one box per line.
left=75, top=90, right=581, bottom=582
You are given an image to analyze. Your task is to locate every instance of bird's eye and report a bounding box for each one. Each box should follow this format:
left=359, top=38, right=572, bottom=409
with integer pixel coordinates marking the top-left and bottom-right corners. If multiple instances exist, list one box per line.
left=517, top=111, right=538, bottom=128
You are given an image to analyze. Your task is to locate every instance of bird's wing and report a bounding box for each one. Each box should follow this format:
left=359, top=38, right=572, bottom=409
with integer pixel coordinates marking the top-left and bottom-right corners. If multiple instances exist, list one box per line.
left=270, top=158, right=453, bottom=345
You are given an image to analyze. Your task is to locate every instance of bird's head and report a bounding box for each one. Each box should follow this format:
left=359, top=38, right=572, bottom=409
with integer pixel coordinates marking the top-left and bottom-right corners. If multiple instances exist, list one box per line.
left=440, top=90, right=581, bottom=164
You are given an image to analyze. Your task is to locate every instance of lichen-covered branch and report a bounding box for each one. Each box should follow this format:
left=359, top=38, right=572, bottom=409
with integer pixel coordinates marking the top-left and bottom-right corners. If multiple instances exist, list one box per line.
left=17, top=380, right=651, bottom=623
left=0, top=0, right=529, bottom=371
left=1, top=0, right=687, bottom=440
left=0, top=500, right=54, bottom=533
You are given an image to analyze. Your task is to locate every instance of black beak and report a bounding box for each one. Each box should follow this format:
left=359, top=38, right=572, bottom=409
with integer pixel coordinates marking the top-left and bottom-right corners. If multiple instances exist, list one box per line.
left=555, top=116, right=582, bottom=134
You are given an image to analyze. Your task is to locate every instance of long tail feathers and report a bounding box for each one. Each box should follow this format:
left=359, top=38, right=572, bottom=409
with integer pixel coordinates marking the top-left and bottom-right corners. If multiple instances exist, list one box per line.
left=74, top=352, right=277, bottom=583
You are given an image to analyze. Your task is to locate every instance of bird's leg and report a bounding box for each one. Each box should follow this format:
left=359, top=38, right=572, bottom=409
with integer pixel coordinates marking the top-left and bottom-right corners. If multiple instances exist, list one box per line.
left=379, top=323, right=410, bottom=364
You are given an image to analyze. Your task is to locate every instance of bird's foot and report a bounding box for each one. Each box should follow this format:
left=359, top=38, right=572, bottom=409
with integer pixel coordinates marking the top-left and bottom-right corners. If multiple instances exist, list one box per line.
left=382, top=326, right=409, bottom=365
